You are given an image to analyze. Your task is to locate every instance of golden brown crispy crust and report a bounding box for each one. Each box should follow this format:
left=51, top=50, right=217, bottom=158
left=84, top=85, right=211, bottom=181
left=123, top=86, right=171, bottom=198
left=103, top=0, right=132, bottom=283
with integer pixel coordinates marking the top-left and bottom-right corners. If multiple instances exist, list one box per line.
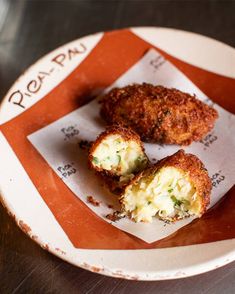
left=100, top=83, right=218, bottom=145
left=121, top=150, right=211, bottom=217
left=88, top=124, right=148, bottom=177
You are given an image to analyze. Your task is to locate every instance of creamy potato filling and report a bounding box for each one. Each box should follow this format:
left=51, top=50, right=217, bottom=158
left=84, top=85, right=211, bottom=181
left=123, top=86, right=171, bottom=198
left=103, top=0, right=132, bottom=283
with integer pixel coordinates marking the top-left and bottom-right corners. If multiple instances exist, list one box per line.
left=92, top=134, right=147, bottom=177
left=122, top=167, right=202, bottom=222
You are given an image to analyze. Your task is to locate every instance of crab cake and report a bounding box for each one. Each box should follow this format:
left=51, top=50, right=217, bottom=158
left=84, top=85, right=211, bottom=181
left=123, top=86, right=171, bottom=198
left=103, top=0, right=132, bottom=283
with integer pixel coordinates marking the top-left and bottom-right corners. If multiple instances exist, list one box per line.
left=100, top=83, right=218, bottom=145
left=120, top=150, right=211, bottom=223
left=88, top=125, right=149, bottom=184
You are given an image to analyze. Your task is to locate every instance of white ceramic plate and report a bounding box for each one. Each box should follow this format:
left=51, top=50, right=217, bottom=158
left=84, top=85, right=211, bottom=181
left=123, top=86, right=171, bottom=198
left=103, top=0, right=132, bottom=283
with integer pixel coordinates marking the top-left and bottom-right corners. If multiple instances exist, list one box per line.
left=0, top=27, right=235, bottom=280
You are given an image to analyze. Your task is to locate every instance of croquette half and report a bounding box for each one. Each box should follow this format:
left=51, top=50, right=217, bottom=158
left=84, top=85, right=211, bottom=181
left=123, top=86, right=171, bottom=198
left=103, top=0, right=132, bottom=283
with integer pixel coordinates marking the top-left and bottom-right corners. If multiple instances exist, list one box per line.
left=88, top=125, right=149, bottom=183
left=120, top=150, right=211, bottom=223
left=100, top=83, right=218, bottom=145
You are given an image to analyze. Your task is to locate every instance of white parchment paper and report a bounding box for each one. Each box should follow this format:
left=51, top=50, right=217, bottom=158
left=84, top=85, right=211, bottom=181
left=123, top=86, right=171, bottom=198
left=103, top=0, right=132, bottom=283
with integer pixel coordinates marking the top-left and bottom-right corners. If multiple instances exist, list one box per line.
left=28, top=49, right=235, bottom=243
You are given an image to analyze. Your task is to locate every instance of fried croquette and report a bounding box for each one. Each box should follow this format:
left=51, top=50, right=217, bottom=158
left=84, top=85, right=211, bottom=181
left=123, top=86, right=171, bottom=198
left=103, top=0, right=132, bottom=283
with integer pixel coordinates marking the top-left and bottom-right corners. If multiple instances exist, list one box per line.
left=120, top=150, right=211, bottom=223
left=88, top=125, right=149, bottom=184
left=100, top=83, right=218, bottom=145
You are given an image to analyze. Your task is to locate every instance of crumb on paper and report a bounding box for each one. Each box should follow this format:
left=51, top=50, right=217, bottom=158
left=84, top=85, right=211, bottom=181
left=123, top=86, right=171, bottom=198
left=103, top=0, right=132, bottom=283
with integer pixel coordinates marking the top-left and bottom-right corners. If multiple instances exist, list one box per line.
left=79, top=140, right=92, bottom=151
left=107, top=204, right=114, bottom=209
left=106, top=211, right=124, bottom=222
left=152, top=158, right=157, bottom=161
left=87, top=196, right=100, bottom=206
left=163, top=220, right=171, bottom=225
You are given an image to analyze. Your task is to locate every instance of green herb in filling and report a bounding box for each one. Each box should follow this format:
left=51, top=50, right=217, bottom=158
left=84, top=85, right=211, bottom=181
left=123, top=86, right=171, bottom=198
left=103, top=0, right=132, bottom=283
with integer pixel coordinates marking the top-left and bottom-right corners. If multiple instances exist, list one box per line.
left=92, top=157, right=99, bottom=164
left=181, top=199, right=190, bottom=206
left=135, top=156, right=143, bottom=168
left=171, top=195, right=183, bottom=207
left=117, top=155, right=121, bottom=164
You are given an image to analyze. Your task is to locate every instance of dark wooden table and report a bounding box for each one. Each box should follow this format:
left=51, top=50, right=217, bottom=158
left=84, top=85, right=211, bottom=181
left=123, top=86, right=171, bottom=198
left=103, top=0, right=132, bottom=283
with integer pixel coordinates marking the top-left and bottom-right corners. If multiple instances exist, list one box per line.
left=0, top=0, right=235, bottom=293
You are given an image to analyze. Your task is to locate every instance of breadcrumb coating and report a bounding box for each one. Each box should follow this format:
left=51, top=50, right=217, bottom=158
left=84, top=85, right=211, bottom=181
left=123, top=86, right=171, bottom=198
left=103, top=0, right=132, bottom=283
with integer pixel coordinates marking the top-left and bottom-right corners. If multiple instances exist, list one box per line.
left=100, top=83, right=218, bottom=145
